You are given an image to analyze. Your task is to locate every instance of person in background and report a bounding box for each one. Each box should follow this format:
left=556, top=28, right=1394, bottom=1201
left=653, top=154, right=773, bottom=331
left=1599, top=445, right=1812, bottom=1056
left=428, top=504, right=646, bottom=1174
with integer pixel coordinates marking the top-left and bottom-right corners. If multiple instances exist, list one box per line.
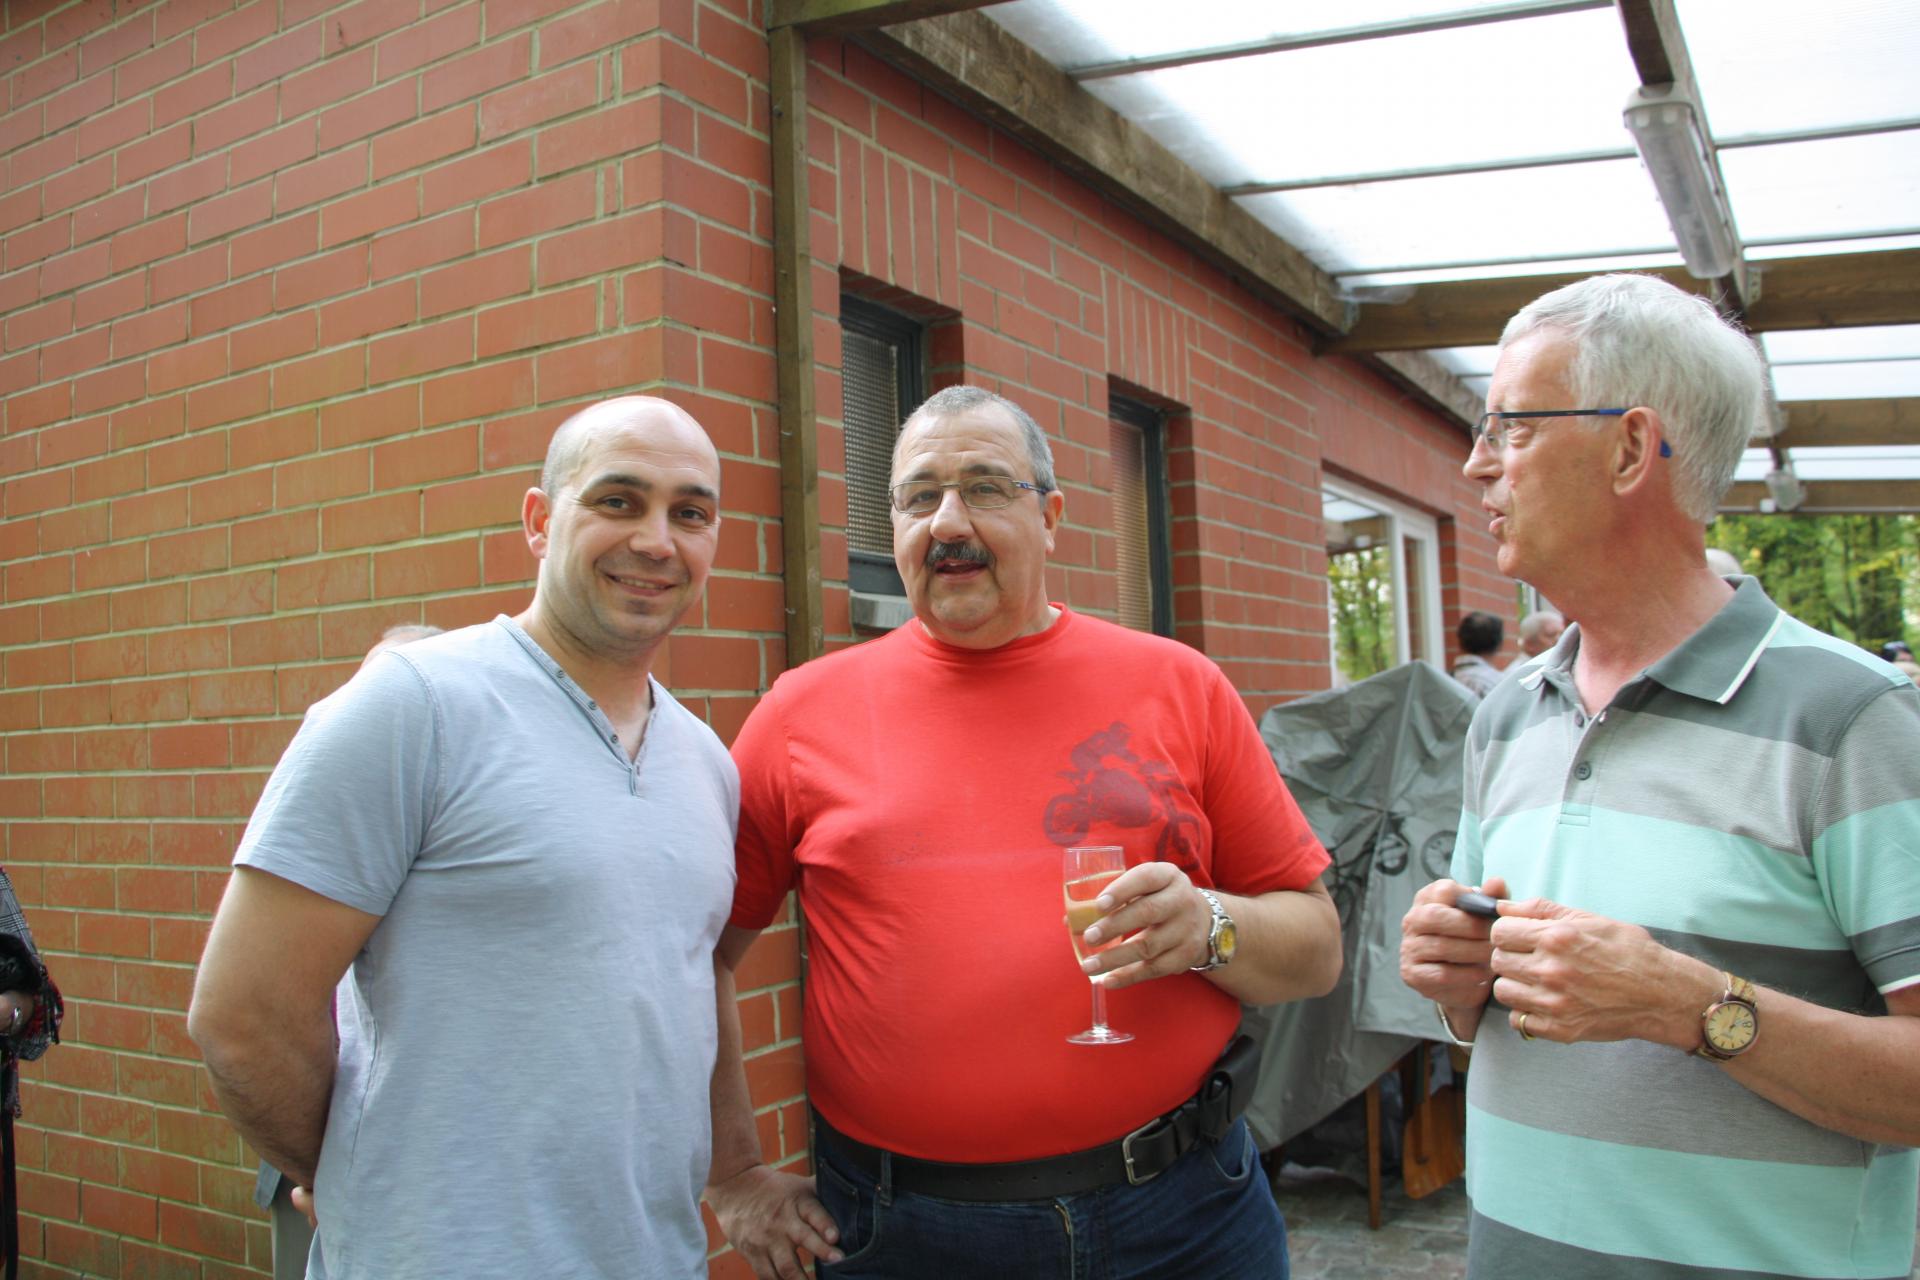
left=706, top=385, right=1341, bottom=1280
left=249, top=623, right=444, bottom=1280
left=0, top=870, right=59, bottom=1280
left=1881, top=640, right=1920, bottom=680
left=1450, top=611, right=1506, bottom=699
left=1402, top=272, right=1920, bottom=1279
left=1516, top=609, right=1564, bottom=658
left=192, top=397, right=739, bottom=1280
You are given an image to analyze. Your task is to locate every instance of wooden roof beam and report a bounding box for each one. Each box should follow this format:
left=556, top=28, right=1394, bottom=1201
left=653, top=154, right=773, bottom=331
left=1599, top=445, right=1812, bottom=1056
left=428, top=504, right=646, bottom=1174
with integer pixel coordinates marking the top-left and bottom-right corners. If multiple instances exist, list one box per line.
left=769, top=0, right=1009, bottom=35
left=1324, top=248, right=1920, bottom=353
left=1769, top=398, right=1920, bottom=449
left=1722, top=478, right=1920, bottom=515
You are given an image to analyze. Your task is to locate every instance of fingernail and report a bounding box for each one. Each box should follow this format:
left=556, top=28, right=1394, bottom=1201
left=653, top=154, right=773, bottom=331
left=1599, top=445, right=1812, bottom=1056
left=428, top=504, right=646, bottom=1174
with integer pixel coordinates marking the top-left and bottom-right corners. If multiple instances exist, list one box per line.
left=1083, top=926, right=1101, bottom=943
left=1096, top=895, right=1113, bottom=911
left=1080, top=959, right=1098, bottom=974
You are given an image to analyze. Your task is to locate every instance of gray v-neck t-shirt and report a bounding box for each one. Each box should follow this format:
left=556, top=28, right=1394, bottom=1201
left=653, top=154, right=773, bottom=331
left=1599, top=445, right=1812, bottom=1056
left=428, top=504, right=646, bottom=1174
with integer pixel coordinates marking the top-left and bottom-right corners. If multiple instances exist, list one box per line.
left=236, top=617, right=738, bottom=1278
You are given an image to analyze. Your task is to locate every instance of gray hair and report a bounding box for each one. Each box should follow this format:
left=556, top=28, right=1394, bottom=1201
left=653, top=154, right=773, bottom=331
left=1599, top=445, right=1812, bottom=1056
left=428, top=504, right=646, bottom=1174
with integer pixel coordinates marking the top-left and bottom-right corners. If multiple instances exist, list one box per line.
left=898, top=385, right=1057, bottom=494
left=1500, top=273, right=1766, bottom=523
left=1518, top=610, right=1563, bottom=646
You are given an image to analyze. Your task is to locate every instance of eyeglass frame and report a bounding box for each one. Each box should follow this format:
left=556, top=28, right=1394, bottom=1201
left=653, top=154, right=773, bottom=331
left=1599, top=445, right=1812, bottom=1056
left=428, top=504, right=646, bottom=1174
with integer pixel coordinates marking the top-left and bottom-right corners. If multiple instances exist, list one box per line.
left=1472, top=408, right=1672, bottom=458
left=889, top=476, right=1051, bottom=516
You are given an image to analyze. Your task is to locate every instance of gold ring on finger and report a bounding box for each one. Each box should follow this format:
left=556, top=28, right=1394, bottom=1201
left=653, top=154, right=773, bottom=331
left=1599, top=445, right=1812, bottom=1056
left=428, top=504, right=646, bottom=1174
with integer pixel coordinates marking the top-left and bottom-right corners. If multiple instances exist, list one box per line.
left=1518, top=1012, right=1534, bottom=1042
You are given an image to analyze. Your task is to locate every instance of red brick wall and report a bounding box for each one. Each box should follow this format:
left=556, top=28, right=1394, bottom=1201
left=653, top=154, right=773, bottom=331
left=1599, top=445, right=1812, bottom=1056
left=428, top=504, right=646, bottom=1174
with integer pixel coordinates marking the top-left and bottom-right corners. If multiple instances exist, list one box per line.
left=0, top=3, right=1509, bottom=1276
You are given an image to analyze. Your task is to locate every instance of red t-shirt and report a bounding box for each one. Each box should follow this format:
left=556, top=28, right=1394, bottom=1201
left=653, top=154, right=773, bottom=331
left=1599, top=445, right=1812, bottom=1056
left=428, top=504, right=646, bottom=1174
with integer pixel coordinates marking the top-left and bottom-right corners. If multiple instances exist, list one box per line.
left=730, top=607, right=1329, bottom=1161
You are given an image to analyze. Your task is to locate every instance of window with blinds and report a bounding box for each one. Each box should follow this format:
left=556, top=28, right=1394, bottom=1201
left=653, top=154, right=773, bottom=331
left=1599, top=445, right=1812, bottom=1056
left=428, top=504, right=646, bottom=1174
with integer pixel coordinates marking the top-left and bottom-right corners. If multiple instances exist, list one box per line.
left=841, top=297, right=925, bottom=597
left=1109, top=393, right=1173, bottom=637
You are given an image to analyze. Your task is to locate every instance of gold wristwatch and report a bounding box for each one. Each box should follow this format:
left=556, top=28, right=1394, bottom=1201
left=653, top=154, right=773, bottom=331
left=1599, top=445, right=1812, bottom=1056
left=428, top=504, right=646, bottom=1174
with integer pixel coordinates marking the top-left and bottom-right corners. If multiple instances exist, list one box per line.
left=1189, top=889, right=1237, bottom=972
left=1694, top=971, right=1758, bottom=1061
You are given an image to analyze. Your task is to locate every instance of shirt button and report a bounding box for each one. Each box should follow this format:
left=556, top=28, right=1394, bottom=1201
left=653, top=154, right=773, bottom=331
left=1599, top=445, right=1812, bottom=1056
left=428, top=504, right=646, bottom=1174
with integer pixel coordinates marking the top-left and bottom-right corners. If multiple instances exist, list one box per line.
left=588, top=700, right=598, bottom=709
left=1574, top=713, right=1586, bottom=728
left=1575, top=762, right=1593, bottom=780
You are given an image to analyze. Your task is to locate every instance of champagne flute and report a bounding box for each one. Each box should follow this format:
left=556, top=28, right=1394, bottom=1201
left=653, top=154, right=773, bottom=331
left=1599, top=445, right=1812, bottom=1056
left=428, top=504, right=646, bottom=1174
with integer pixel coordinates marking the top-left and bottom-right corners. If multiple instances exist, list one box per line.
left=1064, top=845, right=1134, bottom=1045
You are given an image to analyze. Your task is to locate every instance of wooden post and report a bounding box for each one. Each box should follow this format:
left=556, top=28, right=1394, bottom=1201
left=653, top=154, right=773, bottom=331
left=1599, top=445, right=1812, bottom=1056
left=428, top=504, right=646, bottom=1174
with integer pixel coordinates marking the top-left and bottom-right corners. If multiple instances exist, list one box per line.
left=769, top=24, right=823, bottom=669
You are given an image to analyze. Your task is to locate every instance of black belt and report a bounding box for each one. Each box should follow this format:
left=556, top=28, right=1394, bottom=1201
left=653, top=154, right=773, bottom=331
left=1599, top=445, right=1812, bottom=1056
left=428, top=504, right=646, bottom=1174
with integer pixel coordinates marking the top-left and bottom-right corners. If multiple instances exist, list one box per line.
left=811, top=1035, right=1260, bottom=1202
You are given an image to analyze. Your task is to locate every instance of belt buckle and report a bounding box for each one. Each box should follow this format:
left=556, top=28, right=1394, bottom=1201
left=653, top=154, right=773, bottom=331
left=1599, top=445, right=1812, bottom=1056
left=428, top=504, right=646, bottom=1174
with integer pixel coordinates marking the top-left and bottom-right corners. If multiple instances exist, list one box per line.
left=1121, top=1117, right=1168, bottom=1186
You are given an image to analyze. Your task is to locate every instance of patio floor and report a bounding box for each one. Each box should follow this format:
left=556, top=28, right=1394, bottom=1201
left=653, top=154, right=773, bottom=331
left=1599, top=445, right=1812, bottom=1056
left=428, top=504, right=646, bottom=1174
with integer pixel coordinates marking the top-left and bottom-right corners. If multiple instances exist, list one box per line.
left=1271, top=1169, right=1920, bottom=1280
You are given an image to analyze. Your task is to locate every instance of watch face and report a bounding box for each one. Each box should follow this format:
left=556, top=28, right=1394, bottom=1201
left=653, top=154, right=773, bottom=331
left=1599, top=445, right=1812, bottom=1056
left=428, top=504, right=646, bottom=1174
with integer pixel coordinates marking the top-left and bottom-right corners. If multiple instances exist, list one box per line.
left=1216, top=920, right=1238, bottom=960
left=1705, top=1000, right=1756, bottom=1053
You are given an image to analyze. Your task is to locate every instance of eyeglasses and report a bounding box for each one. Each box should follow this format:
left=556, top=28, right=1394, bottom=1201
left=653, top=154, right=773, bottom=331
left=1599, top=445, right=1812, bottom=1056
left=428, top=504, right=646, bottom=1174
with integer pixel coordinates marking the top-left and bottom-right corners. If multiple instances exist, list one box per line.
left=1472, top=409, right=1671, bottom=458
left=889, top=477, right=1049, bottom=516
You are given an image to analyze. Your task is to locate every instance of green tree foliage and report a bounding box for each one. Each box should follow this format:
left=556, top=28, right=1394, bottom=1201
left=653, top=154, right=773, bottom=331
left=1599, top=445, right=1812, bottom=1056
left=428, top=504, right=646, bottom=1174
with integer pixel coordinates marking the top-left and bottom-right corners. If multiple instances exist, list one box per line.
left=1329, top=545, right=1396, bottom=681
left=1708, top=514, right=1919, bottom=651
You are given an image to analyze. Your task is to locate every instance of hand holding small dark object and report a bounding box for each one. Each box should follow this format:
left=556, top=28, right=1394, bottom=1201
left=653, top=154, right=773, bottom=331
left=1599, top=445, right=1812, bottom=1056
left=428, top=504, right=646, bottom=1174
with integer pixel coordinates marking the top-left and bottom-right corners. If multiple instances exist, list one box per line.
left=1453, top=891, right=1502, bottom=919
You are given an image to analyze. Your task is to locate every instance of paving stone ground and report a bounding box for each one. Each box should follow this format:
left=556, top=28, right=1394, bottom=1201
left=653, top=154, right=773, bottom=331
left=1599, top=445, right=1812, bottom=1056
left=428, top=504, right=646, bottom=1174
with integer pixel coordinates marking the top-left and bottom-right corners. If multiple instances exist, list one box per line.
left=1271, top=1170, right=1920, bottom=1280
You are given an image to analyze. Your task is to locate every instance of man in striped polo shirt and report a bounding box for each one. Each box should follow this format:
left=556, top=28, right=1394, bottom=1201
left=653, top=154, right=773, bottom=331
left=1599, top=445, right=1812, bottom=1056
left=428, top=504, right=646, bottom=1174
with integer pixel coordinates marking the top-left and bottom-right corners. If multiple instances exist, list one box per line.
left=1401, top=273, right=1920, bottom=1279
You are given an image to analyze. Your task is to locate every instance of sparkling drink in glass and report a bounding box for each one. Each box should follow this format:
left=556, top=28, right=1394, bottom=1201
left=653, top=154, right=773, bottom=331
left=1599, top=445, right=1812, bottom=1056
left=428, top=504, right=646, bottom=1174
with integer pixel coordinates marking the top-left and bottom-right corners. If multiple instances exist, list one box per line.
left=1064, top=845, right=1134, bottom=1045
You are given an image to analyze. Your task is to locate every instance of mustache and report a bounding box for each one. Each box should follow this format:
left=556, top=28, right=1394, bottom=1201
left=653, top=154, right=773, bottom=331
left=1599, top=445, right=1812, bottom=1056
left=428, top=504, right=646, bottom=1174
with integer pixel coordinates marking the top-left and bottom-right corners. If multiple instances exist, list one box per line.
left=925, top=542, right=991, bottom=569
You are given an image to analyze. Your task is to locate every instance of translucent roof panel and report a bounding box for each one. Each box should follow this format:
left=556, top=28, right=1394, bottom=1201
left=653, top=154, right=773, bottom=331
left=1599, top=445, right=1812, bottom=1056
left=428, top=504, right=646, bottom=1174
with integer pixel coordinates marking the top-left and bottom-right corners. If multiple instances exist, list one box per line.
left=1679, top=0, right=1920, bottom=139
left=1238, top=158, right=1676, bottom=275
left=985, top=1, right=1599, bottom=71
left=1338, top=250, right=1684, bottom=289
left=1737, top=446, right=1920, bottom=483
left=1426, top=346, right=1502, bottom=379
left=1078, top=8, right=1640, bottom=187
left=1771, top=360, right=1920, bottom=402
left=1764, top=325, right=1920, bottom=365
left=1721, top=133, right=1920, bottom=242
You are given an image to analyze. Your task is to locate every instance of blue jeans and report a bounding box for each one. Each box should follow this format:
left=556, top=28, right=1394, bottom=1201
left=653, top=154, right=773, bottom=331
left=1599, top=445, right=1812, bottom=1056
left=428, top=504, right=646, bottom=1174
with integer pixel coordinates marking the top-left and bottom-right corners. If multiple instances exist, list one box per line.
left=813, top=1118, right=1288, bottom=1280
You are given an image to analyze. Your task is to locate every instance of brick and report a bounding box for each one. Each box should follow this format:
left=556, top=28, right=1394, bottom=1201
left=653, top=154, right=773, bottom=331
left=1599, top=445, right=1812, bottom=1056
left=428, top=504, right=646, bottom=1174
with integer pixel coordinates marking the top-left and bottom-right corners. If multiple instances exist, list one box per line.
left=364, top=212, right=474, bottom=287
left=188, top=567, right=273, bottom=621
left=538, top=0, right=657, bottom=68
left=75, top=725, right=147, bottom=771
left=535, top=211, right=660, bottom=288
left=119, top=1149, right=199, bottom=1204
left=275, top=449, right=369, bottom=509
left=477, top=168, right=594, bottom=248
left=149, top=335, right=231, bottom=395
left=319, top=78, right=418, bottom=153
left=420, top=245, right=528, bottom=318
left=230, top=311, right=317, bottom=373
left=266, top=30, right=354, bottom=108
left=74, top=186, right=149, bottom=248
left=188, top=469, right=272, bottom=524
left=111, top=300, right=190, bottom=360
left=81, top=1183, right=158, bottom=1240
left=420, top=31, right=530, bottom=113
left=150, top=245, right=228, bottom=305
left=275, top=144, right=368, bottom=214
left=368, top=315, right=472, bottom=385
left=43, top=592, right=114, bottom=640
left=326, top=0, right=416, bottom=53
left=534, top=328, right=661, bottom=402
left=272, top=347, right=366, bottom=409
left=187, top=669, right=276, bottom=718
left=116, top=34, right=193, bottom=100
left=374, top=538, right=480, bottom=595
left=74, top=634, right=146, bottom=683
left=78, top=97, right=150, bottom=160
left=535, top=97, right=657, bottom=179
left=194, top=86, right=278, bottom=156
left=229, top=213, right=318, bottom=279
left=4, top=551, right=72, bottom=600
left=422, top=358, right=533, bottom=428
left=187, top=369, right=272, bottom=431
left=187, top=180, right=274, bottom=246
left=74, top=360, right=148, bottom=414
left=275, top=551, right=372, bottom=607
left=372, top=105, right=476, bottom=181
left=321, top=383, right=418, bottom=448
left=5, top=639, right=73, bottom=685
left=152, top=64, right=229, bottom=132
left=194, top=1, right=275, bottom=66
left=43, top=62, right=111, bottom=131
left=39, top=240, right=111, bottom=294
left=231, top=411, right=319, bottom=469
left=41, top=502, right=112, bottom=553
left=420, top=137, right=530, bottom=217
left=6, top=213, right=73, bottom=271
left=43, top=153, right=113, bottom=214
left=477, top=62, right=600, bottom=142
left=147, top=153, right=227, bottom=218
left=377, top=3, right=481, bottom=81
left=475, top=284, right=596, bottom=358
left=22, top=1173, right=80, bottom=1229
left=321, top=492, right=417, bottom=550
left=320, top=179, right=418, bottom=249
left=72, top=540, right=145, bottom=591
left=190, top=276, right=275, bottom=337
left=373, top=423, right=479, bottom=488
left=317, top=279, right=415, bottom=346
left=423, top=470, right=531, bottom=534
left=278, top=660, right=356, bottom=712
left=231, top=119, right=318, bottom=186
left=229, top=715, right=301, bottom=764
left=231, top=508, right=318, bottom=565
left=109, top=582, right=187, bottom=631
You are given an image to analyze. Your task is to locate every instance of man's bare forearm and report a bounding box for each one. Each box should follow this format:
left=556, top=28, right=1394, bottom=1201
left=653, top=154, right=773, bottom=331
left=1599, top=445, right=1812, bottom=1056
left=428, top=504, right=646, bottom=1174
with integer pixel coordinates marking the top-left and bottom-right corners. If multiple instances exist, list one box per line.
left=196, top=1013, right=335, bottom=1188
left=706, top=942, right=765, bottom=1189
left=1209, top=880, right=1342, bottom=1006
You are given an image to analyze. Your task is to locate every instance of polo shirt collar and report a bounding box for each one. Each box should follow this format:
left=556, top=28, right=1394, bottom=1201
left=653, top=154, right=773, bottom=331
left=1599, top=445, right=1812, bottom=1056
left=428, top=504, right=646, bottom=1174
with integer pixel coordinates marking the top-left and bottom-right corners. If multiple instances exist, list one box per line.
left=1514, top=576, right=1782, bottom=707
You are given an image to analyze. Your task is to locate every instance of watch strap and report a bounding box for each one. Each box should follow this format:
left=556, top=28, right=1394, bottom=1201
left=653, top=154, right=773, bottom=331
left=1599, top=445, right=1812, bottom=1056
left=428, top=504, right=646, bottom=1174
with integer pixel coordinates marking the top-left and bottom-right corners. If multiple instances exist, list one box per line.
left=1189, top=889, right=1231, bottom=973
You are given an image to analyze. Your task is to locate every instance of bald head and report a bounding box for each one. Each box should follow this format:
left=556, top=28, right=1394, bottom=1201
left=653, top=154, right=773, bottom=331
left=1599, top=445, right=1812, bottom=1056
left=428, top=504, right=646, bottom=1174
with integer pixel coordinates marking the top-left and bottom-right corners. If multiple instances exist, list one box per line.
left=541, top=397, right=719, bottom=501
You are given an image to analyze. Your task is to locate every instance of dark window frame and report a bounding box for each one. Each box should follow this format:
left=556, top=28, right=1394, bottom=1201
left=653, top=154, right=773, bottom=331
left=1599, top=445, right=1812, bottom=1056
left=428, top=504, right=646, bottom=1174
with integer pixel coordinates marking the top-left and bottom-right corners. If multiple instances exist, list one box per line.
left=840, top=295, right=927, bottom=599
left=1109, top=392, right=1175, bottom=638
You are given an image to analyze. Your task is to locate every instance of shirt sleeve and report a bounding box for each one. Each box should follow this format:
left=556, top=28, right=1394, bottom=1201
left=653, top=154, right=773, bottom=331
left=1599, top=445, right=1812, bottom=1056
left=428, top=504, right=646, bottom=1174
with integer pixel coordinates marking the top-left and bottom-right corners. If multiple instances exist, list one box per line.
left=729, top=681, right=799, bottom=930
left=1200, top=667, right=1331, bottom=896
left=234, top=651, right=439, bottom=917
left=1809, top=683, right=1920, bottom=995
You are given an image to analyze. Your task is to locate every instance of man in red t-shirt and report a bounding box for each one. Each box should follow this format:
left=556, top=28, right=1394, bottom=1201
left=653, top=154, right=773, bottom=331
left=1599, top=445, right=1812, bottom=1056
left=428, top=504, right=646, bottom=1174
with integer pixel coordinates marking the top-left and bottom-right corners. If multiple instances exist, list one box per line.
left=705, top=386, right=1341, bottom=1280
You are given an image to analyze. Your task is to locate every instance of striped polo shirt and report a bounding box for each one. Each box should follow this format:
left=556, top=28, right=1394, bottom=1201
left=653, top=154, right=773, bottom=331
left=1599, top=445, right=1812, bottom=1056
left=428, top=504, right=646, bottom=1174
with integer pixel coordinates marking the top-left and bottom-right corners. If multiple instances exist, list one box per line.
left=1452, top=577, right=1920, bottom=1280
